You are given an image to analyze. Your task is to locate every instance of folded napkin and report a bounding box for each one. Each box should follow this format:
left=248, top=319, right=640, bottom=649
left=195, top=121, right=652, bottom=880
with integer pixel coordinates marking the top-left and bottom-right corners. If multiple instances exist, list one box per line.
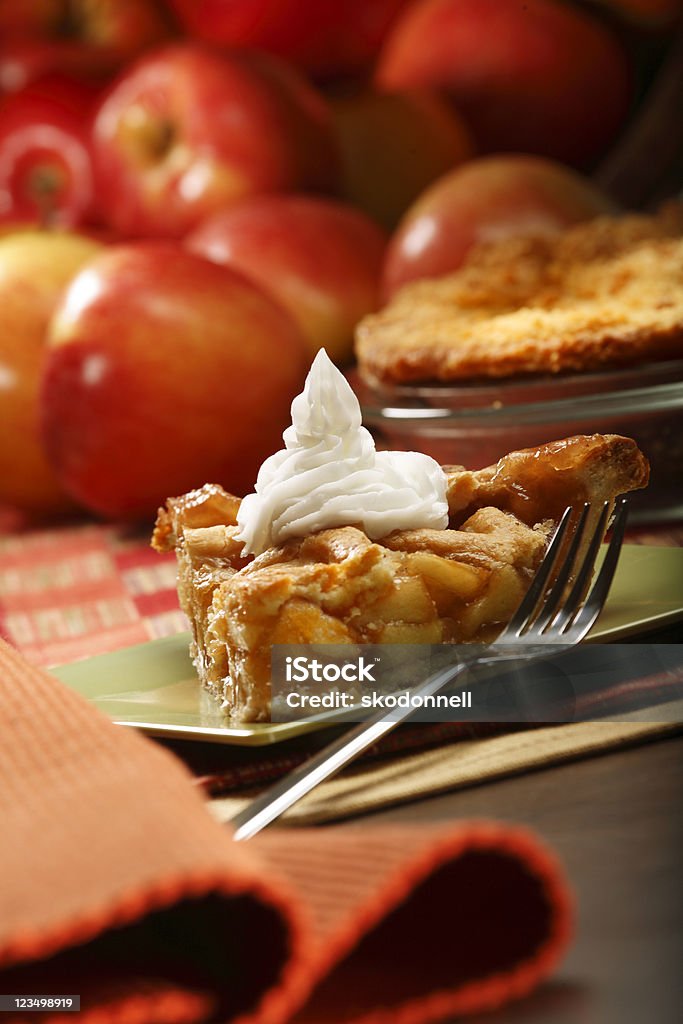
left=0, top=638, right=572, bottom=1024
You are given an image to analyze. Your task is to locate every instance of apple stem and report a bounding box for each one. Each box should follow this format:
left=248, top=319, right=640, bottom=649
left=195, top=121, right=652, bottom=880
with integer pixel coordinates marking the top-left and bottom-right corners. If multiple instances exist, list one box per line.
left=27, top=165, right=64, bottom=229
left=145, top=119, right=175, bottom=161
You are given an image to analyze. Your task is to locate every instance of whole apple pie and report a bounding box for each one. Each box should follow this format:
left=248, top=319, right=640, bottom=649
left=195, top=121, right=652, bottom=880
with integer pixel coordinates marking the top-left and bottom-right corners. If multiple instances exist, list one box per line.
left=153, top=354, right=648, bottom=721
left=356, top=204, right=683, bottom=384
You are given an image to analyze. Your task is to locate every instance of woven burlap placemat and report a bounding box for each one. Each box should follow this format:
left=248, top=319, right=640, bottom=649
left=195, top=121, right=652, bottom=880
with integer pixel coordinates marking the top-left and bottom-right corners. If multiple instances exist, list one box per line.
left=209, top=717, right=682, bottom=827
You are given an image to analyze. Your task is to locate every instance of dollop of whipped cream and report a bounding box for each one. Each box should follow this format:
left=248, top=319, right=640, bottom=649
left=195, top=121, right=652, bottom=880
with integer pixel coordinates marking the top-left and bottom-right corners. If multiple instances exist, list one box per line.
left=235, top=349, right=449, bottom=556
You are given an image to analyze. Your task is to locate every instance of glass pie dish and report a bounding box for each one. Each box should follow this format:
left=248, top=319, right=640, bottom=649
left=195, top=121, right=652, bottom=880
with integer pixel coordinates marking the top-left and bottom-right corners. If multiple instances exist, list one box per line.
left=352, top=359, right=683, bottom=526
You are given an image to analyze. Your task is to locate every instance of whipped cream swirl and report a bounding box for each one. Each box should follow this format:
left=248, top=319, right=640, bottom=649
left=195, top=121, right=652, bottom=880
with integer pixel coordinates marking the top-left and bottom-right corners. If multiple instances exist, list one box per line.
left=236, top=349, right=449, bottom=555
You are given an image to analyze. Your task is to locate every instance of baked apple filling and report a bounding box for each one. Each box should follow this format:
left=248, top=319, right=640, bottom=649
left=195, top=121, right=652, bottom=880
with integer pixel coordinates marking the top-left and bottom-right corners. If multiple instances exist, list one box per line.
left=154, top=420, right=648, bottom=720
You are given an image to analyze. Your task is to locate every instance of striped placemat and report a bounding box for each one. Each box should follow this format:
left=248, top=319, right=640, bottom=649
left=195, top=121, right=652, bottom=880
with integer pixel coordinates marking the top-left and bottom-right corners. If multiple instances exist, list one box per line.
left=0, top=520, right=183, bottom=666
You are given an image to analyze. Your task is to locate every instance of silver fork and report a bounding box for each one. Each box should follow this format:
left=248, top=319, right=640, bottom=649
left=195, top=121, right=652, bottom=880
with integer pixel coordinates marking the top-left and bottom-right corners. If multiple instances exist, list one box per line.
left=231, top=498, right=629, bottom=841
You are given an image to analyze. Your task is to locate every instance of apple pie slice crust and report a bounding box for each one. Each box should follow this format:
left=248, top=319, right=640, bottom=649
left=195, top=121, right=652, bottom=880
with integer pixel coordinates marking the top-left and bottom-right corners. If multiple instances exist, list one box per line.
left=153, top=434, right=648, bottom=721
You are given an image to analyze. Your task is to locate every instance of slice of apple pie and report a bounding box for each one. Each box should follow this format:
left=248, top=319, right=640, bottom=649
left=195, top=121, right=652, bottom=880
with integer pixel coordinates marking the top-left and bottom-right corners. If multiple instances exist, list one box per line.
left=153, top=430, right=648, bottom=722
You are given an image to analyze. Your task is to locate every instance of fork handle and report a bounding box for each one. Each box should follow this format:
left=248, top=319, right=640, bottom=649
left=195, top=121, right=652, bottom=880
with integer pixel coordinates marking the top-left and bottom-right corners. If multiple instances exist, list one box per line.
left=231, top=653, right=490, bottom=841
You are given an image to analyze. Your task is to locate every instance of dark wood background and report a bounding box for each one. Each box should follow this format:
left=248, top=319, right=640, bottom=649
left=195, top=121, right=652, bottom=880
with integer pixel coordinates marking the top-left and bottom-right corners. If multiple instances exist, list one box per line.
left=363, top=734, right=683, bottom=1024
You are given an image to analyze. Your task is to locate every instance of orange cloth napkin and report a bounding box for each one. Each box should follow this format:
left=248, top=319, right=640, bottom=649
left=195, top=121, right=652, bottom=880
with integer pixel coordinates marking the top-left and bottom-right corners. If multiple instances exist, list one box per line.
left=0, top=638, right=572, bottom=1024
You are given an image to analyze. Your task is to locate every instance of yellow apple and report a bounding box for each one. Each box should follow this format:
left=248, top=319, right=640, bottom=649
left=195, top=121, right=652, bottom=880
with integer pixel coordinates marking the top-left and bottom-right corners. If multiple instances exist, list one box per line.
left=0, top=229, right=102, bottom=516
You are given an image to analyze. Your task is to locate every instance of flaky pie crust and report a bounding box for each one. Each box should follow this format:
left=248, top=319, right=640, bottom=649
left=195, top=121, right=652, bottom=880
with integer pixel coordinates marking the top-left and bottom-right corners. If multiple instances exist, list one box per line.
left=357, top=205, right=683, bottom=383
left=153, top=434, right=648, bottom=722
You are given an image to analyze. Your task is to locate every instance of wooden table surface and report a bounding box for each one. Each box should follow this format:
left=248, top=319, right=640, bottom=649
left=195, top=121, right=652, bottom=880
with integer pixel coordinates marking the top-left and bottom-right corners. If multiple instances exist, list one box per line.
left=358, top=733, right=683, bottom=1024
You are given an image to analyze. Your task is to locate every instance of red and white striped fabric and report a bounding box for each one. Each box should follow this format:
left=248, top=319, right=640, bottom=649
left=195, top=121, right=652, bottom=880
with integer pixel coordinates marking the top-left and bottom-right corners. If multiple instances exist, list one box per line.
left=0, top=521, right=184, bottom=667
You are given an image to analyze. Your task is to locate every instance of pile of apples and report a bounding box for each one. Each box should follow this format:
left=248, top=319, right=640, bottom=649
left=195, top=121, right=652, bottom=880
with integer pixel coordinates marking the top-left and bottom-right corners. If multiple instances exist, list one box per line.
left=0, top=0, right=677, bottom=522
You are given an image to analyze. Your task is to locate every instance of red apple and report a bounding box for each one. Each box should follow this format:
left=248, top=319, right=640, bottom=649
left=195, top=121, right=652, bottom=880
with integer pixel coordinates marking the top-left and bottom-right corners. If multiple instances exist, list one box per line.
left=168, top=0, right=335, bottom=69
left=187, top=195, right=386, bottom=364
left=0, top=74, right=100, bottom=229
left=317, top=0, right=414, bottom=78
left=91, top=44, right=339, bottom=239
left=239, top=50, right=340, bottom=193
left=382, top=155, right=618, bottom=297
left=169, top=0, right=410, bottom=78
left=376, top=0, right=632, bottom=167
left=40, top=243, right=311, bottom=520
left=0, top=1, right=172, bottom=92
left=0, top=39, right=109, bottom=94
left=0, top=228, right=102, bottom=516
left=331, top=88, right=474, bottom=230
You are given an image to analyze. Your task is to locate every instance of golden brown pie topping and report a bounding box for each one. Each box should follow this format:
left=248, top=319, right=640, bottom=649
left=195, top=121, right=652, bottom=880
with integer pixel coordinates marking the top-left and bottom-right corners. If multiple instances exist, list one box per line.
left=356, top=204, right=683, bottom=384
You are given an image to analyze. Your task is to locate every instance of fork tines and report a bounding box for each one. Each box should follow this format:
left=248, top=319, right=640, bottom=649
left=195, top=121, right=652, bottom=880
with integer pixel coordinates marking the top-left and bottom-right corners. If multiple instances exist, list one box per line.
left=503, top=498, right=629, bottom=643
